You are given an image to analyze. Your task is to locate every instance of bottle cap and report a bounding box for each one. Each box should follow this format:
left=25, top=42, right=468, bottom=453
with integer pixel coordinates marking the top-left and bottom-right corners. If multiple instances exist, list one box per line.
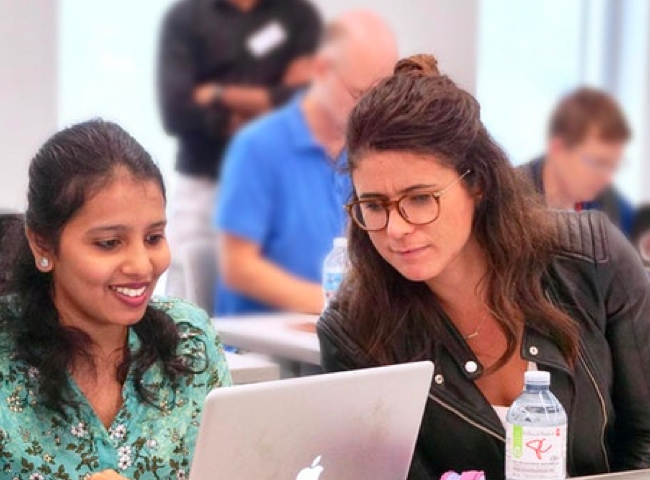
left=333, top=237, right=348, bottom=248
left=524, top=370, right=551, bottom=386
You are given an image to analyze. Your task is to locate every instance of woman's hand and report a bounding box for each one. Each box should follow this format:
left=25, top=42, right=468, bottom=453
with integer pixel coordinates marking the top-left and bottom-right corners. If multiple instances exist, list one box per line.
left=88, top=470, right=131, bottom=480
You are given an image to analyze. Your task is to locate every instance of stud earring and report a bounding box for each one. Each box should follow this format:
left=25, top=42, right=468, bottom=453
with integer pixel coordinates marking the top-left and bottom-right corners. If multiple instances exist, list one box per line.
left=39, top=257, right=50, bottom=268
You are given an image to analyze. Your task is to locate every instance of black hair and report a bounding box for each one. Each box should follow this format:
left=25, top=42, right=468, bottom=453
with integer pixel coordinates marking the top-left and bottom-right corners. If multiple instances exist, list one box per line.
left=0, top=119, right=194, bottom=417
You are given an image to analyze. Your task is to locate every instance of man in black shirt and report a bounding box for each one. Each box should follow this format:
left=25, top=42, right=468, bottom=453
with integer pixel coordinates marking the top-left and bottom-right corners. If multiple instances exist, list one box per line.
left=157, top=0, right=323, bottom=297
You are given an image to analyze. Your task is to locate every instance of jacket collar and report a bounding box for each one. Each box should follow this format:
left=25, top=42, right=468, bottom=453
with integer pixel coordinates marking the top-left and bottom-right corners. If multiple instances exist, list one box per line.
left=439, top=323, right=573, bottom=382
left=522, top=328, right=572, bottom=376
left=438, top=282, right=574, bottom=381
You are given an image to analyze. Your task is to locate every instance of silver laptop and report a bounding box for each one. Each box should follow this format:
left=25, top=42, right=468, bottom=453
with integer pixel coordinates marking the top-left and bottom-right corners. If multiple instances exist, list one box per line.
left=189, top=361, right=434, bottom=480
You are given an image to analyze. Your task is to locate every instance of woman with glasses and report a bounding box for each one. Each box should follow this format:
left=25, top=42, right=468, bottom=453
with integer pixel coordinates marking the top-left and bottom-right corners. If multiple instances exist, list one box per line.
left=318, top=54, right=650, bottom=480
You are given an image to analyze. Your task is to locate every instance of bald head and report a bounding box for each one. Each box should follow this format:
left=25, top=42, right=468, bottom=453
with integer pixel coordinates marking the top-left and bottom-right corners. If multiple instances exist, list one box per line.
left=320, top=10, right=398, bottom=89
left=310, top=10, right=398, bottom=129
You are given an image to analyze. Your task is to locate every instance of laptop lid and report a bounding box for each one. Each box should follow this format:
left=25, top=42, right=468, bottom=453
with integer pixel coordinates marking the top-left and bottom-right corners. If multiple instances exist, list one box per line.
left=189, top=361, right=434, bottom=480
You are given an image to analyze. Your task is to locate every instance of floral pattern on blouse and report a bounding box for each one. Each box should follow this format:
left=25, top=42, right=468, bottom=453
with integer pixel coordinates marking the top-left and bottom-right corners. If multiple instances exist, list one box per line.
left=0, top=297, right=232, bottom=479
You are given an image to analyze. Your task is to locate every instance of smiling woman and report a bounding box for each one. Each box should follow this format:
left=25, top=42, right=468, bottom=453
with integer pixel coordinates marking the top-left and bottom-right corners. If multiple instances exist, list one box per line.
left=47, top=170, right=170, bottom=331
left=0, top=120, right=231, bottom=479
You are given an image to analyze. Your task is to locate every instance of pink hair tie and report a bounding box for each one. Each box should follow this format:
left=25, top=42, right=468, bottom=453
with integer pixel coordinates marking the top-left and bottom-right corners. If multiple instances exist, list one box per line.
left=441, top=471, right=486, bottom=480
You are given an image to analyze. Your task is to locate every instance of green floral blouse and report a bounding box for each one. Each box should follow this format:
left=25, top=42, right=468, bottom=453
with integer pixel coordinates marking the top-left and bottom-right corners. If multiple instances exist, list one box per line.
left=0, top=297, right=232, bottom=480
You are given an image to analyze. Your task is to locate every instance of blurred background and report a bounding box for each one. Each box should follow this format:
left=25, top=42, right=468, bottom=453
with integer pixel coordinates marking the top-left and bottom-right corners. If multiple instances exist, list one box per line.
left=0, top=0, right=648, bottom=209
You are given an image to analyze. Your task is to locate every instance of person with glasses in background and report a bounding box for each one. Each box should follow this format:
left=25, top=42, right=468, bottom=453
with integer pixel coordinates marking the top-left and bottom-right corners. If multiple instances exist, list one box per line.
left=318, top=55, right=650, bottom=480
left=214, top=10, right=397, bottom=315
left=521, top=87, right=634, bottom=237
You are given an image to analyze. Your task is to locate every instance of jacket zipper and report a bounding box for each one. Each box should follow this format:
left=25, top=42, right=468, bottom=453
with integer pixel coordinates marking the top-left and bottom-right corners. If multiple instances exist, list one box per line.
left=429, top=393, right=505, bottom=443
left=578, top=351, right=611, bottom=473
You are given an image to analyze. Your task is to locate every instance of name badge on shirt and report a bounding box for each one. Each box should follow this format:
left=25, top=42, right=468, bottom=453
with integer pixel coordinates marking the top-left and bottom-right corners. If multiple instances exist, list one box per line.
left=247, top=21, right=287, bottom=58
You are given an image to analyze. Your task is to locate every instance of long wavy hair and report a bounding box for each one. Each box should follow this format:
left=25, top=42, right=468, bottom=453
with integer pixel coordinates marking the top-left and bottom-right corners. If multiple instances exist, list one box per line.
left=0, top=119, right=195, bottom=417
left=337, top=54, right=579, bottom=369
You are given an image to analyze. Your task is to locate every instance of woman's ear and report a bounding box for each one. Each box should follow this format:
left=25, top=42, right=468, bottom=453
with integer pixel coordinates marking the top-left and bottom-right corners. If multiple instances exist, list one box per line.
left=25, top=228, right=54, bottom=272
left=468, top=181, right=483, bottom=202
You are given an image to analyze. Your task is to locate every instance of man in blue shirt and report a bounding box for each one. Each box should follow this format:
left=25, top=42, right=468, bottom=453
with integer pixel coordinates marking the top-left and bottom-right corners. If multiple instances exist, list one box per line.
left=214, top=10, right=398, bottom=315
left=158, top=0, right=323, bottom=299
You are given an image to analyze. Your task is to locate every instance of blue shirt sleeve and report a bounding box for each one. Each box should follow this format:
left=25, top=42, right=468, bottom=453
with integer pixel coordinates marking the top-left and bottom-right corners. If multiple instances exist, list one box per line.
left=214, top=127, right=275, bottom=245
left=616, top=191, right=637, bottom=238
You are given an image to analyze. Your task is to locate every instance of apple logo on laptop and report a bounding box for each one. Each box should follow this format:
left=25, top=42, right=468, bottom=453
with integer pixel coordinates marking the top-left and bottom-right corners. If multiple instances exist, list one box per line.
left=296, top=455, right=324, bottom=480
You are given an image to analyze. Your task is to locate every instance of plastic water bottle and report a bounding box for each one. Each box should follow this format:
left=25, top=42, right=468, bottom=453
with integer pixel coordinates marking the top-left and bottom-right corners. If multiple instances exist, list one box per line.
left=505, top=371, right=567, bottom=480
left=322, top=237, right=348, bottom=307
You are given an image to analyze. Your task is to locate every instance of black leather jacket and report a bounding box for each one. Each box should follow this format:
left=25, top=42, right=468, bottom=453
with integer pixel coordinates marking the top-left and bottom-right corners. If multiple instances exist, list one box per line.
left=318, top=211, right=650, bottom=480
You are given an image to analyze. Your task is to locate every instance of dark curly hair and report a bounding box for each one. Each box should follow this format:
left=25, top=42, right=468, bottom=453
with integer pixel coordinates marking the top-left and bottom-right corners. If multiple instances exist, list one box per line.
left=0, top=119, right=194, bottom=417
left=338, top=54, right=579, bottom=369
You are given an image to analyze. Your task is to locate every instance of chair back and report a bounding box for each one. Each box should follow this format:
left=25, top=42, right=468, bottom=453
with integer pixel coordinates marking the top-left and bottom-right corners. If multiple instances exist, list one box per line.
left=181, top=238, right=218, bottom=314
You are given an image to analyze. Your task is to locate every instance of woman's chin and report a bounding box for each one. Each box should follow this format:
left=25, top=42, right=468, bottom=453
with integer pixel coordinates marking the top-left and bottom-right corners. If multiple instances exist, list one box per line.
left=396, top=265, right=436, bottom=283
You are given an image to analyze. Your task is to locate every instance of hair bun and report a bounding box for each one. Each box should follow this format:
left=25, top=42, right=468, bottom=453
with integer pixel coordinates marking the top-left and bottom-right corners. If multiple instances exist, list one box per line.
left=394, top=54, right=440, bottom=77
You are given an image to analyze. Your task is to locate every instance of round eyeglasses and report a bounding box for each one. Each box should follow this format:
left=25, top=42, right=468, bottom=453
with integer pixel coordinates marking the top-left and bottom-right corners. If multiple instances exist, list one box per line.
left=345, top=170, right=471, bottom=232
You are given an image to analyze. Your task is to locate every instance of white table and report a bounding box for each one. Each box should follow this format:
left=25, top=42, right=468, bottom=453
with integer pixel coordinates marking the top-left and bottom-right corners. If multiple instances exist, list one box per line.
left=213, top=313, right=321, bottom=366
left=224, top=351, right=280, bottom=385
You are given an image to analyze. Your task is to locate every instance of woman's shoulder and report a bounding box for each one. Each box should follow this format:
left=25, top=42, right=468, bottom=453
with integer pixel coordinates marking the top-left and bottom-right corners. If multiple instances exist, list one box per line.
left=148, top=296, right=230, bottom=385
left=0, top=333, right=16, bottom=372
left=317, top=299, right=351, bottom=347
left=318, top=302, right=375, bottom=372
left=550, top=210, right=618, bottom=263
left=0, top=300, right=26, bottom=395
left=0, top=295, right=19, bottom=356
left=548, top=210, right=648, bottom=309
left=149, top=296, right=213, bottom=333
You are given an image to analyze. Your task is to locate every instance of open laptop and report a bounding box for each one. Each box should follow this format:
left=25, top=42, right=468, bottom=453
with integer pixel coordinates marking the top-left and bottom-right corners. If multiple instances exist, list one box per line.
left=189, top=361, right=434, bottom=480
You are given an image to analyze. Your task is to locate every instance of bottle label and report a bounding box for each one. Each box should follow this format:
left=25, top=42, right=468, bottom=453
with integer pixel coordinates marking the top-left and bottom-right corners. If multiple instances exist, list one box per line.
left=506, top=423, right=566, bottom=480
left=323, top=271, right=344, bottom=301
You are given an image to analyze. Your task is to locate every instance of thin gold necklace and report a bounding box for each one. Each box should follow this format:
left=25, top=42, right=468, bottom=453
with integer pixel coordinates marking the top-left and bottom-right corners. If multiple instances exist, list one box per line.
left=463, top=316, right=487, bottom=341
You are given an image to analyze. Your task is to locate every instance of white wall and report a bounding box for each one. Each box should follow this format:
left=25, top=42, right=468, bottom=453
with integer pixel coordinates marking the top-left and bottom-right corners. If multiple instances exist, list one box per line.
left=606, top=0, right=650, bottom=205
left=310, top=0, right=479, bottom=93
left=58, top=0, right=178, bottom=187
left=0, top=0, right=58, bottom=211
left=643, top=4, right=650, bottom=204
left=8, top=0, right=647, bottom=204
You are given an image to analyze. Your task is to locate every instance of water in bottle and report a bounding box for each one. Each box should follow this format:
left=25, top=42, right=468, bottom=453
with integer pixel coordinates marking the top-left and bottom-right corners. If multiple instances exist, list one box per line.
left=505, top=370, right=567, bottom=480
left=322, top=237, right=348, bottom=307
